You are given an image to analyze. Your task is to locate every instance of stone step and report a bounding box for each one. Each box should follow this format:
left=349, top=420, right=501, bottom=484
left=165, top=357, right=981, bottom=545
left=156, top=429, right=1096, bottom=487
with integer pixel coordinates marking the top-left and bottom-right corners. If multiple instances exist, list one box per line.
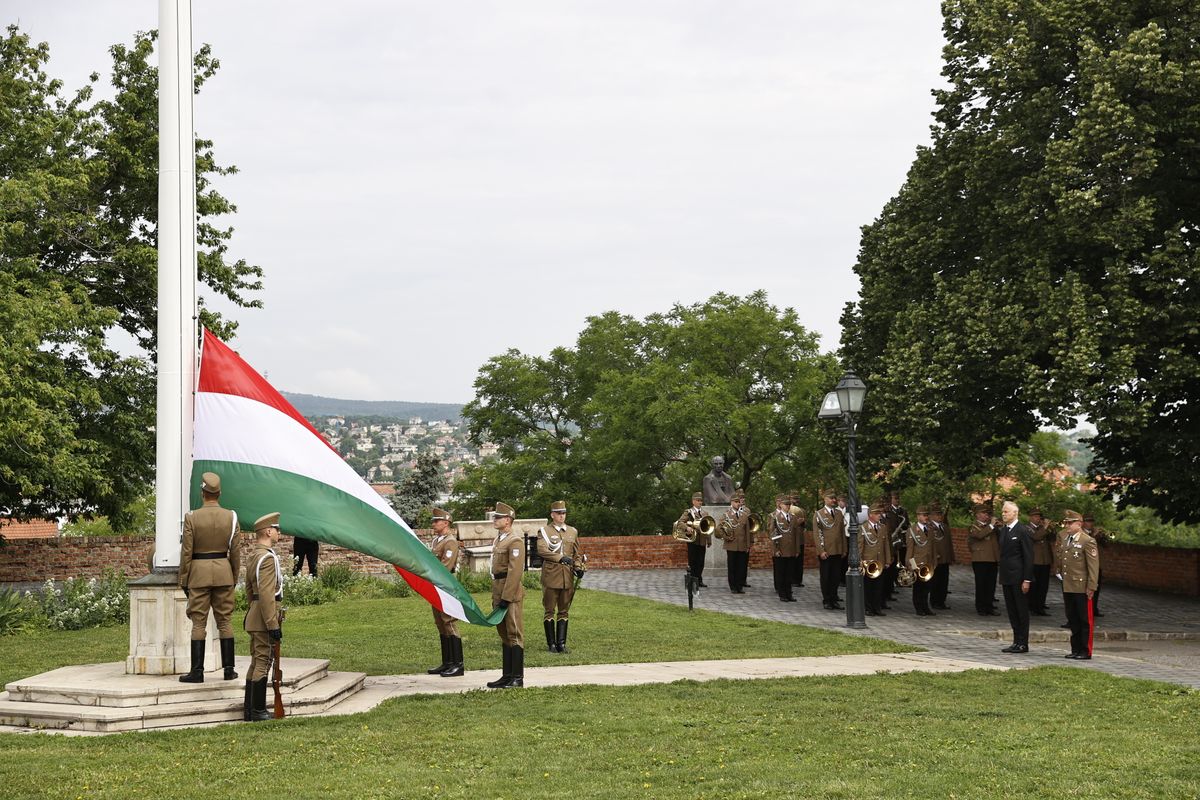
left=0, top=670, right=365, bottom=733
left=4, top=657, right=329, bottom=708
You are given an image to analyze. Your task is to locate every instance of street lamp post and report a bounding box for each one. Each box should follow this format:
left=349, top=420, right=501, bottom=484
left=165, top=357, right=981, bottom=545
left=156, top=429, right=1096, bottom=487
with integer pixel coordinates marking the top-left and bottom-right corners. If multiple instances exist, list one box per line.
left=819, top=372, right=868, bottom=629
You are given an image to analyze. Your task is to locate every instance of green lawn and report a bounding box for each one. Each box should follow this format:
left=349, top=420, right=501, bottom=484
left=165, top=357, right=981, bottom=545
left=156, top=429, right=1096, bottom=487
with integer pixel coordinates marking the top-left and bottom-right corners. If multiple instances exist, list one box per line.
left=0, top=589, right=911, bottom=688
left=0, top=669, right=1195, bottom=799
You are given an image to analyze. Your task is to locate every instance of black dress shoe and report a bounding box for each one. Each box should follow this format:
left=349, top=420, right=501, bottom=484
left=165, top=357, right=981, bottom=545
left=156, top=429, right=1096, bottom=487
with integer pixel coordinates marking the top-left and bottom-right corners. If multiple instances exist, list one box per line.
left=731, top=588, right=744, bottom=594
left=916, top=610, right=930, bottom=617
left=1001, top=644, right=1017, bottom=653
left=743, top=583, right=752, bottom=587
left=1064, top=653, right=1080, bottom=659
left=698, top=581, right=708, bottom=588
left=932, top=604, right=950, bottom=610
left=925, top=610, right=937, bottom=616
left=1060, top=622, right=1071, bottom=628
left=1012, top=645, right=1029, bottom=653
left=866, top=610, right=879, bottom=616
left=1032, top=609, right=1049, bottom=616
left=785, top=596, right=796, bottom=602
left=880, top=603, right=891, bottom=610
left=1076, top=654, right=1091, bottom=660
left=832, top=603, right=844, bottom=610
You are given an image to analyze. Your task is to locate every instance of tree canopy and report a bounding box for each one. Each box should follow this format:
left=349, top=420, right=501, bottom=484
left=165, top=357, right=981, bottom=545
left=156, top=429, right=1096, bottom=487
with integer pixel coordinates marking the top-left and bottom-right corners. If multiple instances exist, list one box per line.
left=0, top=26, right=261, bottom=526
left=841, top=2, right=1200, bottom=522
left=455, top=292, right=842, bottom=533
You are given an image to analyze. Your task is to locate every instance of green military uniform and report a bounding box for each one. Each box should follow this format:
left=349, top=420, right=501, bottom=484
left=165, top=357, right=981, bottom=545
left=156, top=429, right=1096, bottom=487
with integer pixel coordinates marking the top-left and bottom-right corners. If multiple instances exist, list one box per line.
left=768, top=497, right=799, bottom=602
left=243, top=512, right=283, bottom=722
left=718, top=491, right=754, bottom=593
left=426, top=507, right=465, bottom=677
left=860, top=499, right=892, bottom=615
left=906, top=507, right=939, bottom=616
left=1027, top=510, right=1054, bottom=615
left=486, top=502, right=526, bottom=689
left=1055, top=510, right=1100, bottom=659
left=538, top=500, right=581, bottom=653
left=178, top=471, right=241, bottom=683
left=811, top=492, right=846, bottom=610
left=968, top=507, right=1000, bottom=615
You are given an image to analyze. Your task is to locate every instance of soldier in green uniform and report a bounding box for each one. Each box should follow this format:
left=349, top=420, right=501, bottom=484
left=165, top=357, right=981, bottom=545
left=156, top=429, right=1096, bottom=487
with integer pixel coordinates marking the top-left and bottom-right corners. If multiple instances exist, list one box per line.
left=426, top=507, right=464, bottom=677
left=768, top=494, right=798, bottom=602
left=1027, top=508, right=1054, bottom=616
left=907, top=505, right=940, bottom=616
left=178, top=471, right=241, bottom=683
left=486, top=502, right=525, bottom=689
left=1081, top=514, right=1109, bottom=617
left=717, top=490, right=754, bottom=594
left=928, top=502, right=955, bottom=610
left=1055, top=510, right=1100, bottom=659
left=811, top=489, right=846, bottom=611
left=860, top=499, right=891, bottom=616
left=243, top=512, right=283, bottom=722
left=968, top=503, right=1000, bottom=615
left=677, top=492, right=712, bottom=587
left=538, top=500, right=581, bottom=653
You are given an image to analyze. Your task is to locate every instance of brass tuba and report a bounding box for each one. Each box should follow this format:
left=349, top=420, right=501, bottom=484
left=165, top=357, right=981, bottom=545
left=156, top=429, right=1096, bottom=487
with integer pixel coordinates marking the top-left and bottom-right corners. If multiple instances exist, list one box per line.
left=862, top=559, right=884, bottom=579
left=672, top=515, right=715, bottom=543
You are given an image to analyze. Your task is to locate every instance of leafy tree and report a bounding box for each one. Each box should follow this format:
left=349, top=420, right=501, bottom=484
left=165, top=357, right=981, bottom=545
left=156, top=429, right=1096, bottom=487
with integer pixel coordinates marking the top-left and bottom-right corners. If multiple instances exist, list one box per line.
left=392, top=453, right=448, bottom=528
left=841, top=3, right=1200, bottom=522
left=0, top=26, right=261, bottom=526
left=457, top=292, right=842, bottom=532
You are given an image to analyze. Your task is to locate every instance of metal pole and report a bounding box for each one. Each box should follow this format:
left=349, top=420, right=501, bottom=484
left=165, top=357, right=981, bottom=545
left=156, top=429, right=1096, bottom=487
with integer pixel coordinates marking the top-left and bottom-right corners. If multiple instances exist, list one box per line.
left=153, top=0, right=197, bottom=571
left=844, top=414, right=867, bottom=629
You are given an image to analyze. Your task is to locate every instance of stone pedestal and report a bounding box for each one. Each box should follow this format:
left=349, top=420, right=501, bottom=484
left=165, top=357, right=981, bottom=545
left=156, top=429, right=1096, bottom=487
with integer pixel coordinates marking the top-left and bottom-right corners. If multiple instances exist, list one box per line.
left=453, top=518, right=548, bottom=573
left=702, top=505, right=729, bottom=577
left=126, top=571, right=219, bottom=675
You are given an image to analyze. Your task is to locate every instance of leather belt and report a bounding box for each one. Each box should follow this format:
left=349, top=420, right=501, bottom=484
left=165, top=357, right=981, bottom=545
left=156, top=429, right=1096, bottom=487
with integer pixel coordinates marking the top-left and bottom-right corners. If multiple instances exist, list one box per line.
left=248, top=593, right=282, bottom=601
left=193, top=552, right=227, bottom=560
left=492, top=572, right=508, bottom=580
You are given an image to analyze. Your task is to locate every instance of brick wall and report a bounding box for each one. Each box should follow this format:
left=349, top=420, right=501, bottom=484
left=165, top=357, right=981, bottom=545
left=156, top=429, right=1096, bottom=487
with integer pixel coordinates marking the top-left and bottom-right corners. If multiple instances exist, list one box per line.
left=2, top=530, right=1196, bottom=596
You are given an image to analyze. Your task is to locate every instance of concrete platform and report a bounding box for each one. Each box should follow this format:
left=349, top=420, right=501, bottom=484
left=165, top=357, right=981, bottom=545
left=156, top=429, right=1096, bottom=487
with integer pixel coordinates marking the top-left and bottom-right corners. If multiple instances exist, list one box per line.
left=0, top=657, right=364, bottom=733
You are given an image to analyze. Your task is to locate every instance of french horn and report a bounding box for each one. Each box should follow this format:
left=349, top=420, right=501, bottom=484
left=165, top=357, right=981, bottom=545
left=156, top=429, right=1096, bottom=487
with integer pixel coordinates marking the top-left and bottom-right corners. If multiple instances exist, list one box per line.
left=862, top=559, right=884, bottom=579
left=672, top=515, right=716, bottom=543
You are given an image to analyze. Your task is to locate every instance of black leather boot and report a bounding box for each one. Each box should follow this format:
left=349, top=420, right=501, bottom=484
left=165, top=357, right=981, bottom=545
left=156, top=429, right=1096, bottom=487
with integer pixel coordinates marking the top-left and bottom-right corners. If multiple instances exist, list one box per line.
left=440, top=637, right=464, bottom=677
left=486, top=645, right=511, bottom=688
left=249, top=677, right=272, bottom=721
left=556, top=619, right=569, bottom=654
left=179, top=639, right=205, bottom=683
left=544, top=620, right=556, bottom=652
left=427, top=636, right=451, bottom=674
left=220, top=638, right=238, bottom=680
left=505, top=646, right=524, bottom=688
left=243, top=679, right=253, bottom=721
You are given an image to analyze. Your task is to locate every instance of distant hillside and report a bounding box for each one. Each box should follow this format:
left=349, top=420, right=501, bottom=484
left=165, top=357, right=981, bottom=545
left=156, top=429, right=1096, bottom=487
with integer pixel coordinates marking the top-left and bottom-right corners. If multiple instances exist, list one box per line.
left=281, top=392, right=464, bottom=421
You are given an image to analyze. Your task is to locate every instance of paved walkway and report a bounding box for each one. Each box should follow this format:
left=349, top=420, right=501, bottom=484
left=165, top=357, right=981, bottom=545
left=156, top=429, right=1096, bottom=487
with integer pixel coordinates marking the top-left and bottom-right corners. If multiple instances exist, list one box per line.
left=585, top=566, right=1200, bottom=688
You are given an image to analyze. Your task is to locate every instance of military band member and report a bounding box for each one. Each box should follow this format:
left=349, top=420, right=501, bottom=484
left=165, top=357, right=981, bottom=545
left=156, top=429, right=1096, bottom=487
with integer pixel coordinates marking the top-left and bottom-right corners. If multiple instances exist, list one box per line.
left=811, top=489, right=847, bottom=611
left=789, top=490, right=807, bottom=588
left=1027, top=508, right=1053, bottom=616
left=769, top=495, right=798, bottom=602
left=719, top=490, right=754, bottom=593
left=538, top=500, right=581, bottom=653
left=929, top=502, right=954, bottom=610
left=1081, top=515, right=1108, bottom=617
left=835, top=492, right=849, bottom=588
left=967, top=503, right=1000, bottom=615
left=426, top=507, right=465, bottom=677
left=882, top=491, right=909, bottom=602
left=1055, top=510, right=1100, bottom=659
left=486, top=502, right=525, bottom=689
left=243, top=512, right=283, bottom=722
left=178, top=471, right=241, bottom=684
left=860, top=499, right=891, bottom=616
left=678, top=492, right=711, bottom=588
left=907, top=505, right=939, bottom=616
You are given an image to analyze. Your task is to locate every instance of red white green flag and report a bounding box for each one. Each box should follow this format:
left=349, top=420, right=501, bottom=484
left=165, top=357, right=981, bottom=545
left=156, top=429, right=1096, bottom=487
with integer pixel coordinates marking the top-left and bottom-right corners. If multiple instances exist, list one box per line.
left=191, top=328, right=504, bottom=626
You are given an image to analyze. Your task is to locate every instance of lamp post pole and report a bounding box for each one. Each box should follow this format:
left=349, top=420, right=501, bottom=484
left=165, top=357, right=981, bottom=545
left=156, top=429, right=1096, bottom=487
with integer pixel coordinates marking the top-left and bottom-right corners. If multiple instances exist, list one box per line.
left=843, top=411, right=866, bottom=629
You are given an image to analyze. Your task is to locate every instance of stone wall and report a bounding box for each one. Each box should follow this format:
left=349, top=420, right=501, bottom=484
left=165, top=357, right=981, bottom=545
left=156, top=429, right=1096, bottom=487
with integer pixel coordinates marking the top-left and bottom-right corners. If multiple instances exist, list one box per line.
left=2, top=530, right=1196, bottom=596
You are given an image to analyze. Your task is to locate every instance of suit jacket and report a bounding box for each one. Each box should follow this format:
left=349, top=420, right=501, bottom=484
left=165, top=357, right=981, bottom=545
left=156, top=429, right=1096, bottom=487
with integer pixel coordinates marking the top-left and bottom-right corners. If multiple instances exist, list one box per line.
left=997, top=521, right=1034, bottom=585
left=720, top=507, right=755, bottom=553
left=537, top=524, right=580, bottom=589
left=810, top=506, right=846, bottom=557
left=179, top=501, right=240, bottom=590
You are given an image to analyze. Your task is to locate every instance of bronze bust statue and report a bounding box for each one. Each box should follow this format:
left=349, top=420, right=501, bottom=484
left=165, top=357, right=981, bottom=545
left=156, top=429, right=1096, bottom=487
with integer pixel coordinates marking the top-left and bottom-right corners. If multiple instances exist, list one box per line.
left=702, top=456, right=735, bottom=504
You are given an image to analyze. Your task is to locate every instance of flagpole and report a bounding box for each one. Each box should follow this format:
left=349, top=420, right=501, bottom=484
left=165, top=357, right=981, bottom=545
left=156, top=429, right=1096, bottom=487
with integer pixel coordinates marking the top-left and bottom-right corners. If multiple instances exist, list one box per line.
left=153, top=0, right=197, bottom=571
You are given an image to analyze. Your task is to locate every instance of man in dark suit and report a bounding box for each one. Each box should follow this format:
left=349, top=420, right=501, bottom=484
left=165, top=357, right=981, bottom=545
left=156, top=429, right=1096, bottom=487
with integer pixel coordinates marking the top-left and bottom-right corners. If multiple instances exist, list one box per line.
left=996, top=500, right=1034, bottom=653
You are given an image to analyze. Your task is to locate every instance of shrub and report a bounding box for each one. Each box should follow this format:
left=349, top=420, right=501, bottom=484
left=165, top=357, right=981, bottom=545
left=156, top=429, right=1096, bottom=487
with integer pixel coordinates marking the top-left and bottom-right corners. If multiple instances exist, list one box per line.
left=279, top=573, right=339, bottom=606
left=318, top=562, right=356, bottom=593
left=346, top=574, right=413, bottom=599
left=0, top=587, right=35, bottom=635
left=454, top=569, right=542, bottom=593
left=31, top=570, right=129, bottom=630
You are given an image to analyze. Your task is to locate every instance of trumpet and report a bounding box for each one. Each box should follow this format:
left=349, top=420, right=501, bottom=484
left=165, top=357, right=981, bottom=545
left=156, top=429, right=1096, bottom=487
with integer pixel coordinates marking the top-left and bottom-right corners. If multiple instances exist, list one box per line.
left=672, top=515, right=716, bottom=543
left=862, top=559, right=884, bottom=579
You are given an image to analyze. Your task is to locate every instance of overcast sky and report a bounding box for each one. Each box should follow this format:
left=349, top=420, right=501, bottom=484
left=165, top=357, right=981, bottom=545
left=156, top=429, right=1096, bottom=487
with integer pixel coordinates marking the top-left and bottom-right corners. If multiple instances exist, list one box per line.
left=9, top=1, right=946, bottom=403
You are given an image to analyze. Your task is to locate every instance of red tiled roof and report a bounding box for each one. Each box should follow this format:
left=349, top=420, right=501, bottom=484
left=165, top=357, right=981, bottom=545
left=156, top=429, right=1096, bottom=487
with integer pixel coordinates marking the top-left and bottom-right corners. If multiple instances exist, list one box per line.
left=0, top=519, right=59, bottom=539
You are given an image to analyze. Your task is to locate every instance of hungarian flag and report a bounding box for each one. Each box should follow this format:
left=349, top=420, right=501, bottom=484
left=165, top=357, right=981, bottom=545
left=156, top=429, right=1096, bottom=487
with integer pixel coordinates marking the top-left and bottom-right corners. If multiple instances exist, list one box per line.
left=191, top=329, right=505, bottom=626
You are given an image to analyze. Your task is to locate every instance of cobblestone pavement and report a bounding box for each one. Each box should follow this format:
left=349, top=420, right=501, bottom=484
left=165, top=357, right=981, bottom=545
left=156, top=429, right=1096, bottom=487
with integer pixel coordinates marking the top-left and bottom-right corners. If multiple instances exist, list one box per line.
left=584, top=566, right=1200, bottom=688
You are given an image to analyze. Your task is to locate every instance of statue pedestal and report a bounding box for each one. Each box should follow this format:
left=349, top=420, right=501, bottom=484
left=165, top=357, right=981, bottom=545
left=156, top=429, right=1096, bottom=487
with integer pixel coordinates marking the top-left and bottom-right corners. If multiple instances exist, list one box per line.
left=126, top=571, right=219, bottom=675
left=702, top=505, right=729, bottom=577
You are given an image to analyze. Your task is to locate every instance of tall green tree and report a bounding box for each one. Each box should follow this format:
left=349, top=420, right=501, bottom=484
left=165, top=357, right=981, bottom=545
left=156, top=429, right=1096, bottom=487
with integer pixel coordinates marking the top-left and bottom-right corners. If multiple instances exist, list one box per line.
left=392, top=453, right=448, bottom=529
left=842, top=2, right=1200, bottom=522
left=457, top=292, right=841, bottom=532
left=0, top=26, right=262, bottom=526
